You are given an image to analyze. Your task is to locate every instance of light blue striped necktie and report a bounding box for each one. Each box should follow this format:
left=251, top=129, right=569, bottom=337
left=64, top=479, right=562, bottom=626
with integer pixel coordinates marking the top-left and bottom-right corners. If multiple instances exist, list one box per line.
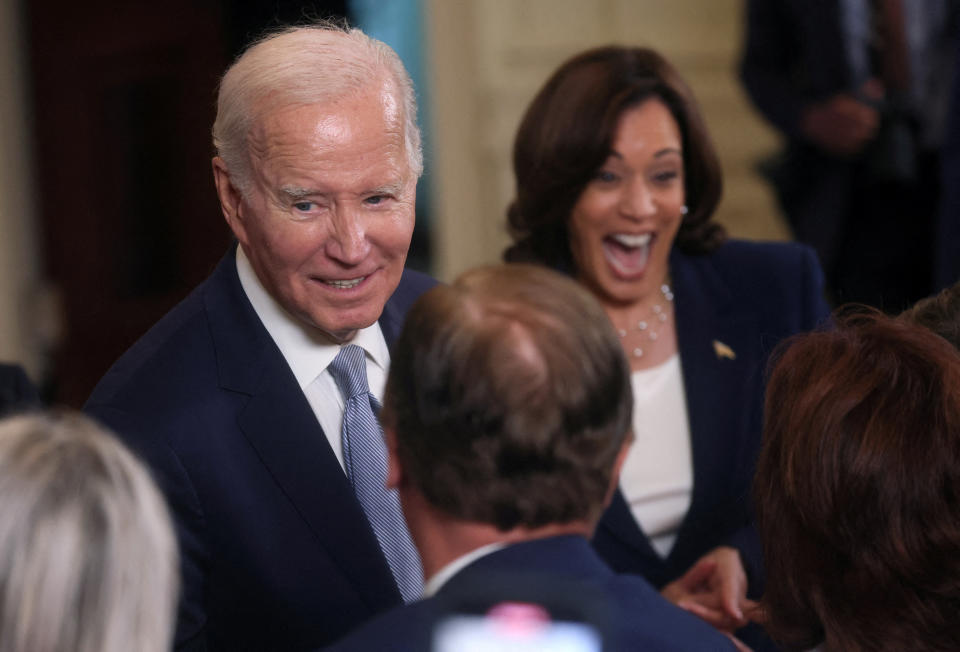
left=328, top=344, right=423, bottom=603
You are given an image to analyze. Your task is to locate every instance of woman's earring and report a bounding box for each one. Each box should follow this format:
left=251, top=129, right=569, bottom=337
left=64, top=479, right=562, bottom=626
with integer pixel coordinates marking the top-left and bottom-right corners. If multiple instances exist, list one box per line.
left=680, top=205, right=689, bottom=215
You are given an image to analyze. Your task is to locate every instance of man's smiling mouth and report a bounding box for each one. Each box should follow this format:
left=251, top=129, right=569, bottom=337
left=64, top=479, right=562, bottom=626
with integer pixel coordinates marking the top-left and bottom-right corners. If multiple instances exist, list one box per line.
left=322, top=276, right=366, bottom=289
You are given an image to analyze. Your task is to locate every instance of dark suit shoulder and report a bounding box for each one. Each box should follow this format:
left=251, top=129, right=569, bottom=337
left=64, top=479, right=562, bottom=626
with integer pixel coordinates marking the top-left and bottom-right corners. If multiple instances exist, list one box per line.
left=701, top=238, right=817, bottom=282
left=85, top=283, right=213, bottom=410
left=604, top=573, right=736, bottom=651
left=393, top=269, right=439, bottom=309
left=0, top=363, right=40, bottom=416
left=678, top=238, right=829, bottom=331
left=323, top=599, right=438, bottom=652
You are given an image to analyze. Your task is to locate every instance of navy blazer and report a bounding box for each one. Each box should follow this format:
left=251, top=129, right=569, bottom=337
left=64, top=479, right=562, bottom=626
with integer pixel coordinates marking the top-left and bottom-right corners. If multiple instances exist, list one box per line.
left=85, top=246, right=437, bottom=651
left=0, top=363, right=40, bottom=417
left=325, top=536, right=736, bottom=652
left=592, top=240, right=829, bottom=593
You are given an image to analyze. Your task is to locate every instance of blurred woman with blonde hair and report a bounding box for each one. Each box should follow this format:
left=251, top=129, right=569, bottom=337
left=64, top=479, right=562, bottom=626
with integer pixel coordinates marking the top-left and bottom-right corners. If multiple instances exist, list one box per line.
left=0, top=411, right=178, bottom=652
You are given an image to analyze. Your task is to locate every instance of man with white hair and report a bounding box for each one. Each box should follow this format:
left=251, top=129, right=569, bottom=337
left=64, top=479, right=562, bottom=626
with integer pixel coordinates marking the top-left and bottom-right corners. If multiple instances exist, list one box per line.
left=86, top=23, right=435, bottom=651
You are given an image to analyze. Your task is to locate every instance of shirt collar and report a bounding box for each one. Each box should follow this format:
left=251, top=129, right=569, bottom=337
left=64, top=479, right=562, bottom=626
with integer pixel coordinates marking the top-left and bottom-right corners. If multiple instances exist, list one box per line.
left=422, top=542, right=507, bottom=598
left=235, top=246, right=389, bottom=388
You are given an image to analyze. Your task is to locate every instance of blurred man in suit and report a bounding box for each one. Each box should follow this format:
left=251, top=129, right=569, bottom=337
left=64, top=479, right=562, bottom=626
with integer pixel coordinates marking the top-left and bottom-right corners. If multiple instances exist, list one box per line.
left=327, top=264, right=737, bottom=652
left=85, top=22, right=435, bottom=651
left=740, top=0, right=958, bottom=311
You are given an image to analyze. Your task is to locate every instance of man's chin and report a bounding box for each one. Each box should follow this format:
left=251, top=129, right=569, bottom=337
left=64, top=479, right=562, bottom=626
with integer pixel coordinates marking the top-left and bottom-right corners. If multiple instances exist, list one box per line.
left=307, top=310, right=383, bottom=345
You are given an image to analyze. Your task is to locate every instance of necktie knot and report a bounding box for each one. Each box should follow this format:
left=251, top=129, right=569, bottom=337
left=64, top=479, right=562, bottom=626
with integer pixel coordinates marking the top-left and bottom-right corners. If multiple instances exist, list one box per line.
left=329, top=344, right=369, bottom=400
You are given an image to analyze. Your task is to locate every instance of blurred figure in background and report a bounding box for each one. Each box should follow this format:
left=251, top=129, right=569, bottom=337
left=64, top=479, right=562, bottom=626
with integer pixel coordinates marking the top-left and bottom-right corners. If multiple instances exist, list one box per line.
left=0, top=411, right=178, bottom=652
left=505, top=45, right=828, bottom=648
left=327, top=264, right=737, bottom=652
left=756, top=312, right=960, bottom=651
left=740, top=0, right=959, bottom=312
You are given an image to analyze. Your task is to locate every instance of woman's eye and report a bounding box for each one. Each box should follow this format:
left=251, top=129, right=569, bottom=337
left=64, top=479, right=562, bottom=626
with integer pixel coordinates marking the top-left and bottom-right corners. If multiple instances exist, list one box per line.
left=594, top=170, right=618, bottom=183
left=652, top=170, right=680, bottom=184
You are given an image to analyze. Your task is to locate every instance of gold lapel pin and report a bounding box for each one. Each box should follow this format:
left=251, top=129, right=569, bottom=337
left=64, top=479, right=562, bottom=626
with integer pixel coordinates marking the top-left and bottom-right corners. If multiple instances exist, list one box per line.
left=713, top=340, right=736, bottom=360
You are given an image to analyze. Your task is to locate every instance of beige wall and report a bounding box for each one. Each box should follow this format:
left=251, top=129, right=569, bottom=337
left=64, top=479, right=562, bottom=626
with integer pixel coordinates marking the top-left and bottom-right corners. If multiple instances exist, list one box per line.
left=426, top=0, right=789, bottom=282
left=0, top=0, right=45, bottom=381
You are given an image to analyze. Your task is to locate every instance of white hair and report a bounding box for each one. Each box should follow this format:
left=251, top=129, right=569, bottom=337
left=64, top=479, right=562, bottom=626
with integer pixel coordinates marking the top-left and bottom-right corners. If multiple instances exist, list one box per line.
left=0, top=411, right=178, bottom=652
left=212, top=22, right=423, bottom=194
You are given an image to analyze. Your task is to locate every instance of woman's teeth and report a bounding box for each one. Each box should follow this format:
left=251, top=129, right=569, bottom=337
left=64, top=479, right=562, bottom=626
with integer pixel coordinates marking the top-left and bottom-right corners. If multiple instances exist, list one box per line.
left=604, top=233, right=651, bottom=276
left=610, top=233, right=651, bottom=248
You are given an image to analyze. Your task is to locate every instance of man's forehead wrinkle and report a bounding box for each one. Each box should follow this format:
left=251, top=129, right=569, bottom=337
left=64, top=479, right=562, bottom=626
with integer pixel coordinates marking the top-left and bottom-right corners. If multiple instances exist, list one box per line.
left=246, top=122, right=270, bottom=168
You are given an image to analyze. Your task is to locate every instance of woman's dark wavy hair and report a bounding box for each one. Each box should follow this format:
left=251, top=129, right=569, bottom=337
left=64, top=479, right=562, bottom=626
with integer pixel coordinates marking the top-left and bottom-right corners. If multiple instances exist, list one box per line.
left=756, top=309, right=960, bottom=651
left=900, top=281, right=960, bottom=351
left=504, top=46, right=725, bottom=268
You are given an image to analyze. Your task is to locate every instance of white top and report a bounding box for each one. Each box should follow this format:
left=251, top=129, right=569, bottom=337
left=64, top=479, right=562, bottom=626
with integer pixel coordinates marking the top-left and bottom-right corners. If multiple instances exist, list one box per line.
left=618, top=354, right=693, bottom=558
left=235, top=247, right=390, bottom=472
left=423, top=542, right=507, bottom=598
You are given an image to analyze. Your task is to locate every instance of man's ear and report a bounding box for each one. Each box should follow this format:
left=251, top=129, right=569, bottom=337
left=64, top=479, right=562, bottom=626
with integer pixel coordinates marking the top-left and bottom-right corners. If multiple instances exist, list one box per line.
left=385, top=425, right=404, bottom=490
left=602, top=433, right=633, bottom=509
left=212, top=156, right=248, bottom=246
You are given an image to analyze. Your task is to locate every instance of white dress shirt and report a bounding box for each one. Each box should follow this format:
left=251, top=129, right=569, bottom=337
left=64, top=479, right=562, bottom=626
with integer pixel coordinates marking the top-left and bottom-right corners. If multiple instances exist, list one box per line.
left=235, top=247, right=390, bottom=472
left=618, top=354, right=693, bottom=558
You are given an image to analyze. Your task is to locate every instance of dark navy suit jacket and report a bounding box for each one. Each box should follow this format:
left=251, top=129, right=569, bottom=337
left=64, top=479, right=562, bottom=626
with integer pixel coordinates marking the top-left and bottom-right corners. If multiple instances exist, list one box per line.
left=0, top=363, right=40, bottom=417
left=593, top=240, right=828, bottom=593
left=85, top=246, right=437, bottom=651
left=325, top=536, right=736, bottom=652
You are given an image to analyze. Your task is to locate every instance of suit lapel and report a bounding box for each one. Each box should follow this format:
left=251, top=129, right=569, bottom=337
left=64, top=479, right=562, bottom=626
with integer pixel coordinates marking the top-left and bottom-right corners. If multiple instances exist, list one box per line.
left=594, top=250, right=762, bottom=570
left=204, top=248, right=400, bottom=610
left=598, top=490, right=662, bottom=567
left=670, top=250, right=761, bottom=562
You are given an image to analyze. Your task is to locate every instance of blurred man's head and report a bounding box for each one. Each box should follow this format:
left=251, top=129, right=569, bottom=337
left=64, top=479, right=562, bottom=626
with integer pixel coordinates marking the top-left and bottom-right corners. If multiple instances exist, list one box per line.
left=211, top=23, right=422, bottom=343
left=384, top=264, right=633, bottom=534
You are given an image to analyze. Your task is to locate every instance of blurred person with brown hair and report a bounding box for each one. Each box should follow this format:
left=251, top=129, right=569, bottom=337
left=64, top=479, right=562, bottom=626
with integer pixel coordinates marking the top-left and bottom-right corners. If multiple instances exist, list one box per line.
left=505, top=45, right=829, bottom=647
left=755, top=311, right=960, bottom=651
left=0, top=410, right=178, bottom=652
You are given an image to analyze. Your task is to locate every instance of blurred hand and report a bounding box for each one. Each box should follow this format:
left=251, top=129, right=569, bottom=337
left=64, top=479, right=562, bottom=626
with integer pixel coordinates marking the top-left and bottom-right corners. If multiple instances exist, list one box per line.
left=800, top=87, right=882, bottom=156
left=661, top=546, right=757, bottom=633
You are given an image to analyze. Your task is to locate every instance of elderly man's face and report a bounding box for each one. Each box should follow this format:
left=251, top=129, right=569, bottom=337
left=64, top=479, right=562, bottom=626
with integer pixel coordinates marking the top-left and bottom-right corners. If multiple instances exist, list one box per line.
left=215, top=82, right=416, bottom=343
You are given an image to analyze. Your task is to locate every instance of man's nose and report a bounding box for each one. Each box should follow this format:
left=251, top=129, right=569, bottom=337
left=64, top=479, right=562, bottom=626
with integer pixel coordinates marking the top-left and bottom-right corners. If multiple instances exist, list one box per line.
left=328, top=207, right=371, bottom=264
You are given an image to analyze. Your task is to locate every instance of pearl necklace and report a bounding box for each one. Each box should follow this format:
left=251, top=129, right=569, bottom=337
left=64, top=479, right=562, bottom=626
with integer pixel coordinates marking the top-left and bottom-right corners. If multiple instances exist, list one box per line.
left=616, top=283, right=674, bottom=358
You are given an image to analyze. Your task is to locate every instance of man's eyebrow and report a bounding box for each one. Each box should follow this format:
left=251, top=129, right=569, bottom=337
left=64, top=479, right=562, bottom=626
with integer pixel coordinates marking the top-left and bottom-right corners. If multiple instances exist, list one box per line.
left=369, top=181, right=405, bottom=196
left=278, top=186, right=319, bottom=200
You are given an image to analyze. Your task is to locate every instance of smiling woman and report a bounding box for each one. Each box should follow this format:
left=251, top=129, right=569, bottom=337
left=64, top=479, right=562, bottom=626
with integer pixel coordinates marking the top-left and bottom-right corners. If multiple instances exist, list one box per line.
left=504, top=46, right=830, bottom=650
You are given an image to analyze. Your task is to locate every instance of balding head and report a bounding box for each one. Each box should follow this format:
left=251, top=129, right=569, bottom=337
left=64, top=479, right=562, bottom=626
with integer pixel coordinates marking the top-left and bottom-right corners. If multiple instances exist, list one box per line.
left=384, top=264, right=633, bottom=531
